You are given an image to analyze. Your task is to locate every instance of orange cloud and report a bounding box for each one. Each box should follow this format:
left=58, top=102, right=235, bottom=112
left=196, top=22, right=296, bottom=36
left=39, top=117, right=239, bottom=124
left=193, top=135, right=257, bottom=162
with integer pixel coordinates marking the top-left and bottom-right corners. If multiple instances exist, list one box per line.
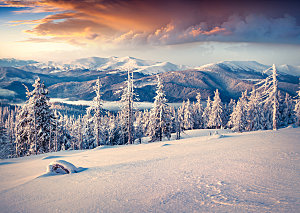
left=2, top=0, right=300, bottom=47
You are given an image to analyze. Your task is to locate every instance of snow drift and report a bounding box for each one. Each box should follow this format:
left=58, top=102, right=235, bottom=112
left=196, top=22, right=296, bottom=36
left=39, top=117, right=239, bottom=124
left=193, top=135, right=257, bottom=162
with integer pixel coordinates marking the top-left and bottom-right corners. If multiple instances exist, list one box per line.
left=0, top=128, right=299, bottom=212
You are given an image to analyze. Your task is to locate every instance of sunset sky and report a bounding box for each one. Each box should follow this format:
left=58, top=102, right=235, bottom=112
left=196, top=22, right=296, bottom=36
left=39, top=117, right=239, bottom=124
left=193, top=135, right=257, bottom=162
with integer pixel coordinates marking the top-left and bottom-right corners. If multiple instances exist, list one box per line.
left=1, top=0, right=300, bottom=66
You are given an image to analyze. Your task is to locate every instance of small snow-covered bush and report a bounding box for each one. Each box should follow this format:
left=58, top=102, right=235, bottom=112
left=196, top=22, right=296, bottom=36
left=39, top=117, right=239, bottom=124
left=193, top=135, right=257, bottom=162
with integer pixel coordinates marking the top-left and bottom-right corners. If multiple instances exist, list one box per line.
left=47, top=160, right=78, bottom=174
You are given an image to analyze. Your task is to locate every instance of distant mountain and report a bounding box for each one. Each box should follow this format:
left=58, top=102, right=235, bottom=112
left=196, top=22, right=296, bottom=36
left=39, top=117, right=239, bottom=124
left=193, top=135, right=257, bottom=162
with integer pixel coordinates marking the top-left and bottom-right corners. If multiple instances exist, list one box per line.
left=196, top=61, right=300, bottom=77
left=0, top=58, right=299, bottom=104
left=0, top=58, right=38, bottom=67
left=20, top=56, right=189, bottom=75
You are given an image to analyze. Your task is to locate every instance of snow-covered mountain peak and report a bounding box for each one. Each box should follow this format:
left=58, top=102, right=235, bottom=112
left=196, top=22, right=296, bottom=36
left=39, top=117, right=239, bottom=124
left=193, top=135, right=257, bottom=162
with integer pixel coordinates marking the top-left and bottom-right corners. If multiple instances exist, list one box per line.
left=0, top=58, right=38, bottom=67
left=14, top=56, right=187, bottom=75
left=196, top=60, right=269, bottom=73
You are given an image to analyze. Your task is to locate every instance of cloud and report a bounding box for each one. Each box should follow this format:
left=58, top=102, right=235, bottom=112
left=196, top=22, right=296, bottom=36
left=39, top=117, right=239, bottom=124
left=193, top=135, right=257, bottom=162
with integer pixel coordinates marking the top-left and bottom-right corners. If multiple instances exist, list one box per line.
left=114, top=14, right=300, bottom=45
left=2, top=0, right=300, bottom=47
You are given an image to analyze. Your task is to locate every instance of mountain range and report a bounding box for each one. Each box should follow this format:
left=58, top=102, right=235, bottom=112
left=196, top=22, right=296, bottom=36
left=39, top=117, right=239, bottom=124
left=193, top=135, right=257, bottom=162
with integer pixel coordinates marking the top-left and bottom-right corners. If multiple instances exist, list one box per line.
left=0, top=57, right=299, bottom=104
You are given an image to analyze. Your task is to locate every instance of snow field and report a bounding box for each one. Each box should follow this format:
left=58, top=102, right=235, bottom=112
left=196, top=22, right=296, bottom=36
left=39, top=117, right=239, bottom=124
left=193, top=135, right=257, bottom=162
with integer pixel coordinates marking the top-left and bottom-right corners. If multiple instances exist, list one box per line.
left=0, top=128, right=299, bottom=212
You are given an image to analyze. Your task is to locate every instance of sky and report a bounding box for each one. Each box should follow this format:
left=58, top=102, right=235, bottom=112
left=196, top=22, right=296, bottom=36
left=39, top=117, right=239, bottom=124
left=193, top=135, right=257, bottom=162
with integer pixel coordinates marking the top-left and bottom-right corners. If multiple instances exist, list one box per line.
left=0, top=0, right=300, bottom=66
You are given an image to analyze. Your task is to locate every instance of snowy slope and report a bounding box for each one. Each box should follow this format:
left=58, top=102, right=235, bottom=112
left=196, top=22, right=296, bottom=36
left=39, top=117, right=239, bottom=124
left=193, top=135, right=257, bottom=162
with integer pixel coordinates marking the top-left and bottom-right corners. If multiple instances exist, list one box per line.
left=0, top=128, right=299, bottom=213
left=196, top=61, right=269, bottom=73
left=0, top=58, right=37, bottom=67
left=21, top=56, right=188, bottom=75
left=277, top=64, right=300, bottom=77
left=196, top=61, right=300, bottom=76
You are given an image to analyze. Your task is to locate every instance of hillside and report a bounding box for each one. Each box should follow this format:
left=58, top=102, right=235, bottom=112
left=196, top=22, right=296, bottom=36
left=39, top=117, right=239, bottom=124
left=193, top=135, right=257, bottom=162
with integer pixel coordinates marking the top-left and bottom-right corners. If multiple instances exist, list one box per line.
left=0, top=128, right=299, bottom=212
left=0, top=59, right=299, bottom=103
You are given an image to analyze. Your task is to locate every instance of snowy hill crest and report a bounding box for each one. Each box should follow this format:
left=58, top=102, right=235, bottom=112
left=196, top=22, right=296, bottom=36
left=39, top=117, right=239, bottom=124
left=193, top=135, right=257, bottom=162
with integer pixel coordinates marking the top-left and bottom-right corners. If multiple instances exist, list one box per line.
left=16, top=56, right=189, bottom=75
left=196, top=61, right=300, bottom=76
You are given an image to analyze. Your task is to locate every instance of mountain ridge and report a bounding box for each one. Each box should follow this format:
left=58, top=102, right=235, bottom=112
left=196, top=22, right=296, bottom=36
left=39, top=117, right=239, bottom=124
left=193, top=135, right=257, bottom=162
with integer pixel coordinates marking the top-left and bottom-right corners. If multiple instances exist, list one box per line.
left=1, top=57, right=300, bottom=77
left=0, top=58, right=299, bottom=104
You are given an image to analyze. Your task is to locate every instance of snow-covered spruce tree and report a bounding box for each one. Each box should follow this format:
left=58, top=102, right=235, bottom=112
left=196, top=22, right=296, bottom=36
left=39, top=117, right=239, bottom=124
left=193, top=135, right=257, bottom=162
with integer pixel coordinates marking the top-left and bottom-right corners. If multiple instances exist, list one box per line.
left=0, top=122, right=12, bottom=159
left=169, top=106, right=177, bottom=133
left=254, top=64, right=279, bottom=130
left=56, top=114, right=72, bottom=151
left=193, top=92, right=204, bottom=129
left=107, top=113, right=123, bottom=145
left=142, top=109, right=150, bottom=136
left=4, top=108, right=17, bottom=156
left=207, top=89, right=223, bottom=129
left=229, top=91, right=248, bottom=132
left=202, top=96, right=212, bottom=128
left=174, top=108, right=182, bottom=140
left=82, top=111, right=95, bottom=149
left=280, top=93, right=295, bottom=127
left=134, top=111, right=144, bottom=144
left=177, top=101, right=185, bottom=131
left=294, top=88, right=300, bottom=126
left=15, top=78, right=55, bottom=156
left=246, top=88, right=263, bottom=131
left=119, top=70, right=135, bottom=144
left=183, top=99, right=194, bottom=130
left=148, top=75, right=172, bottom=142
left=73, top=116, right=84, bottom=150
left=224, top=99, right=236, bottom=128
left=86, top=78, right=103, bottom=146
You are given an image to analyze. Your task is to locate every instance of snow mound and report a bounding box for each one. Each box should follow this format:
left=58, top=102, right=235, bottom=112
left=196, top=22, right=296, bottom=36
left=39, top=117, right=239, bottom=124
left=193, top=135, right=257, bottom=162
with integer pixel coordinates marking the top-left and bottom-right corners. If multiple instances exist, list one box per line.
left=209, top=134, right=224, bottom=139
left=93, top=145, right=115, bottom=150
left=47, top=160, right=78, bottom=174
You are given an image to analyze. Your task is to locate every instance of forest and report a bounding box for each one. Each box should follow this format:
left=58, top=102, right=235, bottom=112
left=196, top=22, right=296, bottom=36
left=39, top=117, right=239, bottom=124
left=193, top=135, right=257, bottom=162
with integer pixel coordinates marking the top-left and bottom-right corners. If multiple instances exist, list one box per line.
left=1, top=65, right=300, bottom=159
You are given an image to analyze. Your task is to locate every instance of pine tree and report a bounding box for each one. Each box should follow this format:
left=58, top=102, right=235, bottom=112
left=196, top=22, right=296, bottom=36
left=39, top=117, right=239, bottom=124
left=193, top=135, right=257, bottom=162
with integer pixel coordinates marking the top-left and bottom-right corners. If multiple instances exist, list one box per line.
left=182, top=99, right=194, bottom=130
left=134, top=111, right=144, bottom=144
left=281, top=93, right=295, bottom=127
left=207, top=89, right=223, bottom=129
left=177, top=101, right=185, bottom=131
left=119, top=70, right=135, bottom=144
left=254, top=64, right=279, bottom=130
left=203, top=96, right=212, bottom=128
left=87, top=78, right=103, bottom=146
left=246, top=88, right=263, bottom=131
left=224, top=99, right=235, bottom=128
left=294, top=89, right=300, bottom=126
left=148, top=75, right=172, bottom=142
left=15, top=78, right=55, bottom=156
left=229, top=91, right=248, bottom=132
left=0, top=122, right=12, bottom=159
left=193, top=92, right=204, bottom=129
left=57, top=114, right=72, bottom=151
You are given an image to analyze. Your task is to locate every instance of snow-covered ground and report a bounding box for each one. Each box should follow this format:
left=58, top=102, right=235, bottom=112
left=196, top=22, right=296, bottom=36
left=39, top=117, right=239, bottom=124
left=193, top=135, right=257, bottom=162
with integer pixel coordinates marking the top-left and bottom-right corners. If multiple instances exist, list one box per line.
left=0, top=128, right=299, bottom=212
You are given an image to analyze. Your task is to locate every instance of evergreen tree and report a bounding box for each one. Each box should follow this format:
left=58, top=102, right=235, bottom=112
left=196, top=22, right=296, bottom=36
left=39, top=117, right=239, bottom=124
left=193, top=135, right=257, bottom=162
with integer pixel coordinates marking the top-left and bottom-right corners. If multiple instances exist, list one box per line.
left=193, top=92, right=204, bottom=129
left=57, top=114, right=72, bottom=151
left=207, top=89, right=223, bottom=129
left=254, top=64, right=279, bottom=130
left=0, top=122, right=12, bottom=159
left=224, top=99, right=236, bottom=128
left=148, top=75, right=172, bottom=142
left=294, top=89, right=300, bottom=126
left=229, top=91, right=248, bottom=132
left=119, top=70, right=135, bottom=144
left=183, top=99, right=194, bottom=130
left=134, top=111, right=144, bottom=144
left=203, top=96, right=212, bottom=128
left=246, top=89, right=263, bottom=131
left=87, top=78, right=103, bottom=146
left=281, top=93, right=295, bottom=127
left=15, top=78, right=55, bottom=156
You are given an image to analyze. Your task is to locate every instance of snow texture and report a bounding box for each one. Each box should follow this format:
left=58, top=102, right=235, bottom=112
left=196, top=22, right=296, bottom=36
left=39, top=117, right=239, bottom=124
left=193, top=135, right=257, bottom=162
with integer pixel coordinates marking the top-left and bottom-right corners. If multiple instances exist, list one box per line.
left=0, top=128, right=299, bottom=212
